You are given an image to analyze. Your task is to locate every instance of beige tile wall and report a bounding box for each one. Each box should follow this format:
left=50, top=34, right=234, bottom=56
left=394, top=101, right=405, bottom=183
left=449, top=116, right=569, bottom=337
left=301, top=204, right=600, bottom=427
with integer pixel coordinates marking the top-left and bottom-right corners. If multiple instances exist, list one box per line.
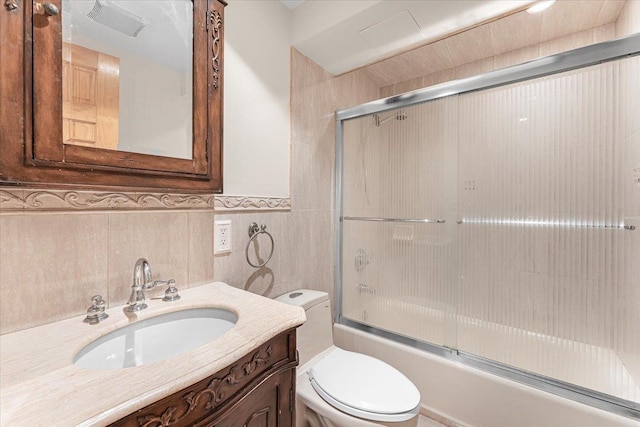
left=380, top=22, right=619, bottom=98
left=0, top=211, right=214, bottom=334
left=616, top=0, right=640, bottom=37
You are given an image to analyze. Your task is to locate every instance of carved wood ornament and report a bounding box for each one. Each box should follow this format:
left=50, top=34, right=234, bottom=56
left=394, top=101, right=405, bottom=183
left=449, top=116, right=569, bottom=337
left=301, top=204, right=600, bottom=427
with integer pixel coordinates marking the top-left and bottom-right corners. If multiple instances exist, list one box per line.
left=209, top=9, right=222, bottom=89
left=4, top=0, right=18, bottom=11
left=137, top=346, right=272, bottom=427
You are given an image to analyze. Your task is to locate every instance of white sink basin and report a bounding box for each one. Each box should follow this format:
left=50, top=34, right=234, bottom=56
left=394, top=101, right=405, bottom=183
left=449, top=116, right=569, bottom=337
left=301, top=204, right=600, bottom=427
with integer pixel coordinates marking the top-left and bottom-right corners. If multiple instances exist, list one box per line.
left=73, top=308, right=237, bottom=370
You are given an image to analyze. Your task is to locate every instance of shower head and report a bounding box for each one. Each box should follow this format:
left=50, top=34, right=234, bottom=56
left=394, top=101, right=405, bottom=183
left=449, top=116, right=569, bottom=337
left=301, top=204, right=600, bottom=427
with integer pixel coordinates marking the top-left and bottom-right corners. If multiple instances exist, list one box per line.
left=373, top=110, right=408, bottom=126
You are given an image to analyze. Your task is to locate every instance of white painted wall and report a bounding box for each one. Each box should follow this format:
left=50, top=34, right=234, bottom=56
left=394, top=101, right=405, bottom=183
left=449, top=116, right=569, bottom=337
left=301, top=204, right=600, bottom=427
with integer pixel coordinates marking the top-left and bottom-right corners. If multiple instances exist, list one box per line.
left=223, top=0, right=292, bottom=197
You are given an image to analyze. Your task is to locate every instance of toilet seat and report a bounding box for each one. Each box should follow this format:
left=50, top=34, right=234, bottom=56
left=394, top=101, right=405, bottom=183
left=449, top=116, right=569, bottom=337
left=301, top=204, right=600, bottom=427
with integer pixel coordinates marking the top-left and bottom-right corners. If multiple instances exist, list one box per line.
left=308, top=348, right=420, bottom=422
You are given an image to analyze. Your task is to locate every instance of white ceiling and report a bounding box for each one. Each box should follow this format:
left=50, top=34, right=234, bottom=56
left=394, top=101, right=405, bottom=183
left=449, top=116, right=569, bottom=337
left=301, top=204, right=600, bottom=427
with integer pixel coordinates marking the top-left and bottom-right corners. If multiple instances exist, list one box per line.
left=288, top=0, right=539, bottom=75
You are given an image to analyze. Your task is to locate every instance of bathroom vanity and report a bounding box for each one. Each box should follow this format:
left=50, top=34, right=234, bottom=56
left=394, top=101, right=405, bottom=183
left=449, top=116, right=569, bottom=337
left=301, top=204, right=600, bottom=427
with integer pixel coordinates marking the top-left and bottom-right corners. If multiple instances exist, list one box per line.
left=111, top=330, right=296, bottom=426
left=0, top=283, right=305, bottom=426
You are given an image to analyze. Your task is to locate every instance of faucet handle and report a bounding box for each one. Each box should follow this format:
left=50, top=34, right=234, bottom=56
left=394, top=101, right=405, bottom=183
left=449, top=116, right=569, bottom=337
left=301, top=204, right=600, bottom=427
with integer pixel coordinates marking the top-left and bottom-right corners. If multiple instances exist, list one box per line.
left=83, top=295, right=109, bottom=325
left=162, top=279, right=181, bottom=302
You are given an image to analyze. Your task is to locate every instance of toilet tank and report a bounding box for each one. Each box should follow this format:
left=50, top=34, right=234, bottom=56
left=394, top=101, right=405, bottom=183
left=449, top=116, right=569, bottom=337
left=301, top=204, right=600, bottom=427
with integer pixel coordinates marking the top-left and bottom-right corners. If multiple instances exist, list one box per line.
left=275, top=290, right=333, bottom=366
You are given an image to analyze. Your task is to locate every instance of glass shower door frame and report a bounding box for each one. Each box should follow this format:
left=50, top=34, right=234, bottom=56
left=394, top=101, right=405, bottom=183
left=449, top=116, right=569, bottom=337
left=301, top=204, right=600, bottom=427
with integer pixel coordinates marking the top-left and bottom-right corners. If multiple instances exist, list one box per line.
left=334, top=33, right=640, bottom=420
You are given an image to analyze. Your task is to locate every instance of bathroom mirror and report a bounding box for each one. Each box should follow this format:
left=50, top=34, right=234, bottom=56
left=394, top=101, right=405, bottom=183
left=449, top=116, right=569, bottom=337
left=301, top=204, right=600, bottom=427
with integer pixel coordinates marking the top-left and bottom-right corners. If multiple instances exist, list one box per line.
left=0, top=0, right=224, bottom=193
left=61, top=0, right=194, bottom=160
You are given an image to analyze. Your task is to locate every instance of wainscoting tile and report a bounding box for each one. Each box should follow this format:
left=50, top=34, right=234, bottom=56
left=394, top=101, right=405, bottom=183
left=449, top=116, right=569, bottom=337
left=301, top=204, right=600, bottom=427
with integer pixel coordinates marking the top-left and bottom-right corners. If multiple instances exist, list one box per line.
left=107, top=211, right=189, bottom=306
left=0, top=213, right=109, bottom=334
left=188, top=211, right=215, bottom=287
left=213, top=211, right=285, bottom=297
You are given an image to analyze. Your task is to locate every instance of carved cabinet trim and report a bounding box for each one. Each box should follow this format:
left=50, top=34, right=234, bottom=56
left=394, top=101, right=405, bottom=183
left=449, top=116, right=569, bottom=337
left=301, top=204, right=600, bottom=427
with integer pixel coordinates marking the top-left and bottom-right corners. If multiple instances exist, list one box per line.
left=110, top=329, right=297, bottom=427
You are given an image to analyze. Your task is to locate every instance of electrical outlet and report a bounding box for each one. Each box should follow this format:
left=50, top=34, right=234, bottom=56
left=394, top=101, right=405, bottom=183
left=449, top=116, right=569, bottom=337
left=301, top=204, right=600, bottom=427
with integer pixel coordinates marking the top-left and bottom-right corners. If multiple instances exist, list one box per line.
left=214, top=220, right=232, bottom=254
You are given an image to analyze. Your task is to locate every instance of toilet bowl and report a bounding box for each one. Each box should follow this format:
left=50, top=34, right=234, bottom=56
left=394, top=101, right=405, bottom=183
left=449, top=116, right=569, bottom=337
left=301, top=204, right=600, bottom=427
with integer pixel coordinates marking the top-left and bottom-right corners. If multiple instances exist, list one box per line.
left=275, top=290, right=420, bottom=427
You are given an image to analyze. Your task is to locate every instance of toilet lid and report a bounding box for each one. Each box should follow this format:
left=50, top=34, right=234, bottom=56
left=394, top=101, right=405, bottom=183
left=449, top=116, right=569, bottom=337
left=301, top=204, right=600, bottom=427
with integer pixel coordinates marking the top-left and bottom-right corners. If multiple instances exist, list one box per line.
left=308, top=348, right=420, bottom=422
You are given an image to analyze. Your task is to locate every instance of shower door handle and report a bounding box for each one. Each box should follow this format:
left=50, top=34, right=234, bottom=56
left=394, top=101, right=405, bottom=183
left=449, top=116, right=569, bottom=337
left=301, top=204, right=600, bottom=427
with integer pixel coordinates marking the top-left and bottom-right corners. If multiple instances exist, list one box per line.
left=343, top=216, right=446, bottom=224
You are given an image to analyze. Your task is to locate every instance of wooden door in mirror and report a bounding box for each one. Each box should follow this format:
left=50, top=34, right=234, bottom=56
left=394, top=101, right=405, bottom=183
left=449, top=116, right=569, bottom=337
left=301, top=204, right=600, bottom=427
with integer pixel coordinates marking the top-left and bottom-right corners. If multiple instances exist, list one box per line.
left=0, top=0, right=224, bottom=193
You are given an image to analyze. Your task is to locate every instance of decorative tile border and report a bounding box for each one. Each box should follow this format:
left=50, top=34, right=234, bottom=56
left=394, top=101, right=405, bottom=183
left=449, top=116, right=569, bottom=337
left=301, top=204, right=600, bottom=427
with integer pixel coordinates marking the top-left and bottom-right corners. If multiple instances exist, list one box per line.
left=0, top=189, right=290, bottom=212
left=213, top=196, right=291, bottom=211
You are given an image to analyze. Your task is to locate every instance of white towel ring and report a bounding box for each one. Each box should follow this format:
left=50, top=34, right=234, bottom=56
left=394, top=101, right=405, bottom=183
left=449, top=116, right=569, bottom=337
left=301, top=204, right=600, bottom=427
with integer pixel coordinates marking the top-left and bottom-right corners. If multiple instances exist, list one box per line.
left=246, top=222, right=274, bottom=268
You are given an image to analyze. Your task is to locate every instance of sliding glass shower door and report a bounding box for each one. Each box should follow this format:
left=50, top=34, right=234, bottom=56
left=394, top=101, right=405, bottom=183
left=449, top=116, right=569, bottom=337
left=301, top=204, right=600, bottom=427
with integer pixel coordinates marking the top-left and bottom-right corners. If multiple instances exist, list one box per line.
left=337, top=44, right=640, bottom=416
left=341, top=96, right=459, bottom=350
left=456, top=57, right=637, bottom=403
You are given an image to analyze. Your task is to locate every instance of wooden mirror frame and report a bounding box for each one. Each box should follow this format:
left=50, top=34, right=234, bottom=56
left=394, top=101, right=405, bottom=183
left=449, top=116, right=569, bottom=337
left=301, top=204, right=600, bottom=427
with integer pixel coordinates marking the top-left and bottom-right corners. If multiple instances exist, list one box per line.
left=0, top=0, right=224, bottom=193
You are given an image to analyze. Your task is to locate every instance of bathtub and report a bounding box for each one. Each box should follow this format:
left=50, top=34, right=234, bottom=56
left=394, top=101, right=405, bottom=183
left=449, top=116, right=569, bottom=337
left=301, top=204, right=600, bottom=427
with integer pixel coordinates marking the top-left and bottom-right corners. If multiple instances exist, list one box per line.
left=334, top=323, right=639, bottom=427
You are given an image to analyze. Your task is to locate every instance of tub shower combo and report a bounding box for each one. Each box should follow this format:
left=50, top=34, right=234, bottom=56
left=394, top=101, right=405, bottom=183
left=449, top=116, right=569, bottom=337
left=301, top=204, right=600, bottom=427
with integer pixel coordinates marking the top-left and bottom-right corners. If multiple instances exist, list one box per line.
left=335, top=34, right=640, bottom=421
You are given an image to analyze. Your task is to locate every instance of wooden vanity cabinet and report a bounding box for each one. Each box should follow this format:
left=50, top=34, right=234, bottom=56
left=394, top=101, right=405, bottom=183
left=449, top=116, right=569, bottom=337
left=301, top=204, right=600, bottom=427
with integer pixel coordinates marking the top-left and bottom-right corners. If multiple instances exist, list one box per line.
left=110, top=329, right=297, bottom=427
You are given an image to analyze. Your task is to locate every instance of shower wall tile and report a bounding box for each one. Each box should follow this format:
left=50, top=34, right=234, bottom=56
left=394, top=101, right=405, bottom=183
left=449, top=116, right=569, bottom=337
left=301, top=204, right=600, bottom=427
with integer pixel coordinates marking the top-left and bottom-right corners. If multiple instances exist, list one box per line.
left=593, top=23, right=617, bottom=43
left=494, top=45, right=540, bottom=70
left=361, top=40, right=453, bottom=87
left=361, top=1, right=622, bottom=90
left=616, top=0, right=640, bottom=37
left=538, top=28, right=595, bottom=57
left=489, top=10, right=543, bottom=56
left=0, top=213, right=109, bottom=334
left=454, top=57, right=496, bottom=80
left=539, top=0, right=603, bottom=41
left=380, top=86, right=394, bottom=98
left=596, top=1, right=626, bottom=26
left=444, top=24, right=495, bottom=67
left=279, top=210, right=333, bottom=286
left=291, top=140, right=335, bottom=210
left=379, top=17, right=619, bottom=100
left=390, top=76, right=424, bottom=96
left=421, top=69, right=456, bottom=89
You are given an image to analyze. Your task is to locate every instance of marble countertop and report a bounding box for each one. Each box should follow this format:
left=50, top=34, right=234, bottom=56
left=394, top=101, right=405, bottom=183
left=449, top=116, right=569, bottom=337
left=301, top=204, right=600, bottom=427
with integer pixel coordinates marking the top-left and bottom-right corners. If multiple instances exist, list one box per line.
left=0, top=282, right=306, bottom=426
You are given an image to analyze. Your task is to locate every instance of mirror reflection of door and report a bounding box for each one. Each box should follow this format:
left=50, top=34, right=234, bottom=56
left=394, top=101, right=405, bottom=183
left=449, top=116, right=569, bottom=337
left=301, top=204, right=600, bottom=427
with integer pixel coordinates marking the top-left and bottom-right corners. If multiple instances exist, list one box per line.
left=62, top=43, right=120, bottom=150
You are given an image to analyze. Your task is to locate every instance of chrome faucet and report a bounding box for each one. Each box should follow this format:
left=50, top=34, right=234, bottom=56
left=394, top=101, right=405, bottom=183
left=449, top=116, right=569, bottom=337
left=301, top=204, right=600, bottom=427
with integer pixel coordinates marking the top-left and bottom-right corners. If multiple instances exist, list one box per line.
left=125, top=258, right=180, bottom=312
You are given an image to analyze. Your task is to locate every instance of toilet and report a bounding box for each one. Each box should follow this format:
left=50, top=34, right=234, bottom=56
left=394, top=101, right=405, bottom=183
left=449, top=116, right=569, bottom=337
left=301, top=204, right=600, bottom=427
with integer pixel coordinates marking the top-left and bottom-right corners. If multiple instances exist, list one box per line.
left=275, top=290, right=420, bottom=427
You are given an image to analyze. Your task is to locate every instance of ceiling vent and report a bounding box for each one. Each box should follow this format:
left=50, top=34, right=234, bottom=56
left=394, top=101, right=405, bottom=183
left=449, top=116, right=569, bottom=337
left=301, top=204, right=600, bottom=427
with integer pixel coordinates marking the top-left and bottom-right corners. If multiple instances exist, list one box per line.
left=359, top=10, right=424, bottom=55
left=87, top=0, right=147, bottom=37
